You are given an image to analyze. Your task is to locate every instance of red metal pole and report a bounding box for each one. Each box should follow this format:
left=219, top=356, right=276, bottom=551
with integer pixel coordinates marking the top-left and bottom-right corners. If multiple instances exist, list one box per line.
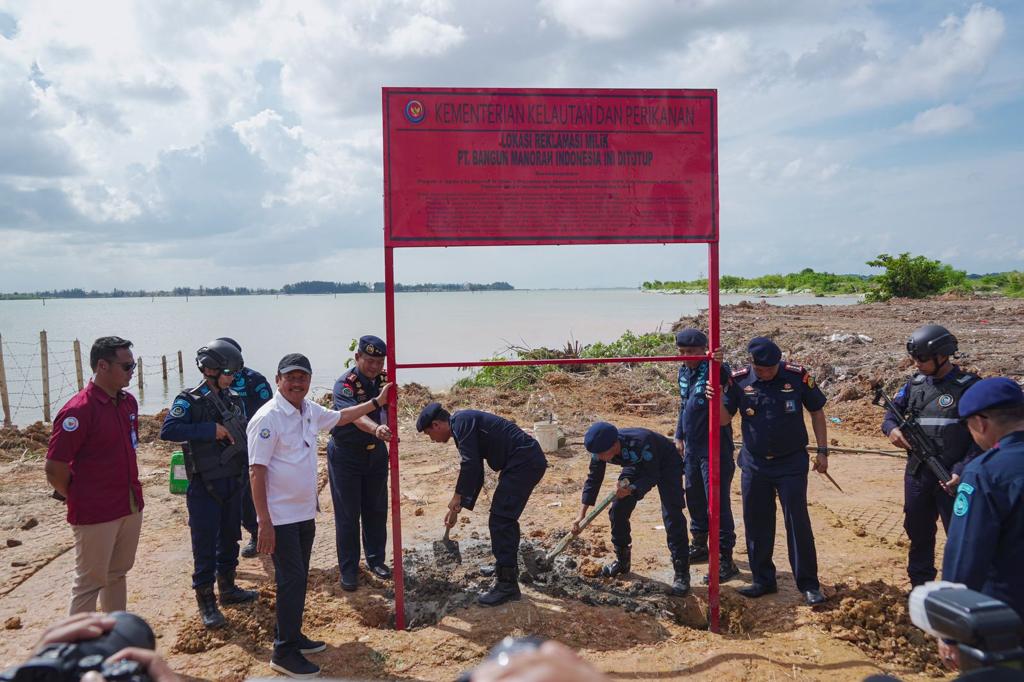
left=384, top=246, right=406, bottom=630
left=707, top=243, right=721, bottom=633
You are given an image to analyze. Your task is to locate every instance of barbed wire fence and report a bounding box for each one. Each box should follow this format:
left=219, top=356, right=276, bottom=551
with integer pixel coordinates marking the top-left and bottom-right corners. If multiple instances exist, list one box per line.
left=0, top=332, right=185, bottom=428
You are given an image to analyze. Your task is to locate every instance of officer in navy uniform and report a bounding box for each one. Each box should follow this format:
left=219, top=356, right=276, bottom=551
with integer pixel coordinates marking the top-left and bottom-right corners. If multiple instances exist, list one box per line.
left=938, top=378, right=1024, bottom=669
left=881, top=324, right=981, bottom=587
left=673, top=328, right=740, bottom=583
left=327, top=335, right=393, bottom=592
left=721, top=337, right=828, bottom=605
left=417, top=402, right=547, bottom=606
left=216, top=337, right=273, bottom=559
left=160, top=339, right=257, bottom=629
left=577, top=421, right=691, bottom=596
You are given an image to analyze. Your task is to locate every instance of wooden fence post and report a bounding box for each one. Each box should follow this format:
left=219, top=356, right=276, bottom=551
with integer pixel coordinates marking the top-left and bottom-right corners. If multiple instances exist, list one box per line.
left=40, top=330, right=51, bottom=423
left=137, top=357, right=144, bottom=392
left=73, top=339, right=85, bottom=391
left=0, top=334, right=12, bottom=427
left=178, top=351, right=184, bottom=377
left=161, top=355, right=168, bottom=382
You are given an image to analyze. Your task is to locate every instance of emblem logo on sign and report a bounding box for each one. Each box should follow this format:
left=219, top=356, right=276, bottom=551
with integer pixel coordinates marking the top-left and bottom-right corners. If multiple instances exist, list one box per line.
left=62, top=416, right=79, bottom=432
left=259, top=428, right=271, bottom=439
left=938, top=394, right=954, bottom=408
left=404, top=100, right=425, bottom=124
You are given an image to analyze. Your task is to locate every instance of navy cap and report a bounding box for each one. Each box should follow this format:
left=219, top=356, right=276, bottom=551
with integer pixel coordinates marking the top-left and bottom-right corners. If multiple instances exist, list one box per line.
left=584, top=421, right=619, bottom=454
left=675, top=328, right=708, bottom=347
left=278, top=353, right=312, bottom=375
left=958, top=377, right=1024, bottom=419
left=358, top=335, right=387, bottom=358
left=416, top=402, right=443, bottom=432
left=748, top=337, right=782, bottom=366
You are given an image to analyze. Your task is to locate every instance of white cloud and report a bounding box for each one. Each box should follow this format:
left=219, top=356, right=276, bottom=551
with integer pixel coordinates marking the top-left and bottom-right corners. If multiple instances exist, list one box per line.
left=903, top=103, right=975, bottom=136
left=373, top=14, right=465, bottom=57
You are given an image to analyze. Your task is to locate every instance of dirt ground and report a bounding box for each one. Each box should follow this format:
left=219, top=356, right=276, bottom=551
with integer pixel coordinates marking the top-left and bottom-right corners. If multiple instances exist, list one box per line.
left=1, top=297, right=1021, bottom=681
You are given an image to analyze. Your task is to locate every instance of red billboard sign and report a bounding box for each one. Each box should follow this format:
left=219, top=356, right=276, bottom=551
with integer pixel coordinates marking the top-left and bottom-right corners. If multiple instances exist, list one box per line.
left=382, top=87, right=717, bottom=247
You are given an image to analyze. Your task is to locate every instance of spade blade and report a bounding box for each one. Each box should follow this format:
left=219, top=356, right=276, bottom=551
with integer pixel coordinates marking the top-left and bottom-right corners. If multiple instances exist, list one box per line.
left=432, top=526, right=461, bottom=566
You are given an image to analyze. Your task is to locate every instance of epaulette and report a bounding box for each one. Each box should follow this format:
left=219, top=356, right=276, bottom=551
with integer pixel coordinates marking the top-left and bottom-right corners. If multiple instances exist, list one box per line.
left=955, top=373, right=978, bottom=385
left=345, top=373, right=358, bottom=384
left=731, top=367, right=750, bottom=378
left=912, top=374, right=927, bottom=384
left=783, top=362, right=806, bottom=374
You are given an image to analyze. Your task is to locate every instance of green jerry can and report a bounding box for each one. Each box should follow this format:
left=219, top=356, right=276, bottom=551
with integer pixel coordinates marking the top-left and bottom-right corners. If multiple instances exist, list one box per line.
left=169, top=450, right=188, bottom=495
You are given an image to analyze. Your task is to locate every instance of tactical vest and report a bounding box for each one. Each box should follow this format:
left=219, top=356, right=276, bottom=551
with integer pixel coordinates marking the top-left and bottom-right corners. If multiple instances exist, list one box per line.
left=905, top=369, right=980, bottom=475
left=181, top=388, right=249, bottom=482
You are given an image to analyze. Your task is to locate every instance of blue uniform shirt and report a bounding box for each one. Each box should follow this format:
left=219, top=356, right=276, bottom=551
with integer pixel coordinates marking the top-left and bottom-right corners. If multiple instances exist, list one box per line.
left=329, top=367, right=385, bottom=446
left=229, top=367, right=272, bottom=420
left=942, top=430, right=1024, bottom=619
left=724, top=362, right=827, bottom=469
left=675, top=360, right=735, bottom=454
left=581, top=427, right=675, bottom=506
left=451, top=410, right=543, bottom=511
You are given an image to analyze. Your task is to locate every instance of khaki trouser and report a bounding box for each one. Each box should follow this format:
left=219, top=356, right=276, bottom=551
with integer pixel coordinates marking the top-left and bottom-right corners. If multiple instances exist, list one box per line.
left=69, top=511, right=143, bottom=615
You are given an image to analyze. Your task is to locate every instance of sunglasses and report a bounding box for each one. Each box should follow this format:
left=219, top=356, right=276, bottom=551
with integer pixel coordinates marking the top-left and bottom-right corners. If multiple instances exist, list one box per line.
left=909, top=353, right=935, bottom=363
left=110, top=361, right=137, bottom=372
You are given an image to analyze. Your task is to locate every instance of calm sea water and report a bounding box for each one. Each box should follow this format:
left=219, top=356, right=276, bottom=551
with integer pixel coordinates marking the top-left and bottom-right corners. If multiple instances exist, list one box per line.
left=0, top=290, right=858, bottom=425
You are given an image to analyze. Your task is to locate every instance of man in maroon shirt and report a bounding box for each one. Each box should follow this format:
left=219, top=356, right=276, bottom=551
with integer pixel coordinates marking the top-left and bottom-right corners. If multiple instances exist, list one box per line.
left=45, top=336, right=145, bottom=615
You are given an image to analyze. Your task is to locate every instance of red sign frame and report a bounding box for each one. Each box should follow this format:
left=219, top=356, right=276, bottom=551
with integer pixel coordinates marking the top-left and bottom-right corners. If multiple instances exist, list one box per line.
left=383, top=87, right=718, bottom=247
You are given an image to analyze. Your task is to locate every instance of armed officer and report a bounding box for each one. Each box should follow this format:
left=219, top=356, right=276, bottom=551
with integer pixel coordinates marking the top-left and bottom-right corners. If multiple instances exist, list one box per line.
left=578, top=421, right=691, bottom=596
left=417, top=403, right=547, bottom=606
left=673, top=329, right=739, bottom=583
left=216, top=337, right=273, bottom=559
left=881, top=324, right=980, bottom=587
left=327, top=335, right=393, bottom=592
left=720, top=337, right=828, bottom=605
left=160, top=340, right=257, bottom=629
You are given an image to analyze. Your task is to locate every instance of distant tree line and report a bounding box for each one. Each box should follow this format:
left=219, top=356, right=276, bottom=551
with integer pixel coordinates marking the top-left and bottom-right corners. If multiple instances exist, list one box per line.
left=0, top=281, right=516, bottom=300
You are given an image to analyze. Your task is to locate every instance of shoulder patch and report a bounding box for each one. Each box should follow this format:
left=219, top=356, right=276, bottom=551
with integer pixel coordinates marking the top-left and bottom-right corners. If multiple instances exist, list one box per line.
left=259, top=427, right=271, bottom=439
left=61, top=416, right=80, bottom=432
left=731, top=367, right=750, bottom=378
left=340, top=385, right=354, bottom=398
left=953, top=490, right=970, bottom=517
left=803, top=373, right=817, bottom=389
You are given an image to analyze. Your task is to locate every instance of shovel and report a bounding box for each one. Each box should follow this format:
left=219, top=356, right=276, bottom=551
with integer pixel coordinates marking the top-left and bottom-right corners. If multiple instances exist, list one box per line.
left=432, top=525, right=462, bottom=566
left=523, top=479, right=626, bottom=578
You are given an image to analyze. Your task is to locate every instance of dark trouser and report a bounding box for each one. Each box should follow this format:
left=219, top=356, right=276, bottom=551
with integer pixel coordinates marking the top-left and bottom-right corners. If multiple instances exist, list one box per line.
left=327, top=440, right=389, bottom=581
left=186, top=475, right=243, bottom=588
left=740, top=465, right=819, bottom=592
left=489, top=459, right=547, bottom=567
left=904, top=471, right=954, bottom=586
left=684, top=443, right=737, bottom=551
left=272, top=519, right=316, bottom=658
left=609, top=456, right=689, bottom=565
left=240, top=475, right=257, bottom=536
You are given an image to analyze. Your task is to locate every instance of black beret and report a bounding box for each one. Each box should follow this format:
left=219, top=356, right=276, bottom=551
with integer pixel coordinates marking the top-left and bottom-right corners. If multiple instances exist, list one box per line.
left=675, top=328, right=708, bottom=347
left=416, top=402, right=443, bottom=432
left=358, top=335, right=387, bottom=358
left=584, top=421, right=619, bottom=454
left=747, top=337, right=782, bottom=366
left=959, top=378, right=1024, bottom=418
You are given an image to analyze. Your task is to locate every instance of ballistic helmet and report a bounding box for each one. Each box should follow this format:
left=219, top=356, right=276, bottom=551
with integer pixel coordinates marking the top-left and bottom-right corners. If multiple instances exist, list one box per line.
left=906, top=325, right=957, bottom=359
left=196, top=339, right=244, bottom=372
left=217, top=337, right=242, bottom=352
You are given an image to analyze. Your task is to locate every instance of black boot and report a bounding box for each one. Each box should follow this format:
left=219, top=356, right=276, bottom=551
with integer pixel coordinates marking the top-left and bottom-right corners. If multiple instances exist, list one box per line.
left=601, top=545, right=631, bottom=577
left=702, top=551, right=742, bottom=584
left=240, top=533, right=258, bottom=559
left=217, top=569, right=258, bottom=605
left=672, top=560, right=691, bottom=596
left=195, top=584, right=226, bottom=629
left=688, top=535, right=709, bottom=563
left=478, top=566, right=521, bottom=606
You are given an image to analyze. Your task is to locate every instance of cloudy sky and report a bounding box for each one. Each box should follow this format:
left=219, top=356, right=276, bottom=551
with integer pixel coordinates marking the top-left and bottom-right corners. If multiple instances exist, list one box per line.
left=1, top=0, right=1021, bottom=291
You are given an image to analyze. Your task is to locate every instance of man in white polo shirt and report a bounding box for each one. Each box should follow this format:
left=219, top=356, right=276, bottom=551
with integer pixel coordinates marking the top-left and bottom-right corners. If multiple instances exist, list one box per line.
left=247, top=353, right=391, bottom=679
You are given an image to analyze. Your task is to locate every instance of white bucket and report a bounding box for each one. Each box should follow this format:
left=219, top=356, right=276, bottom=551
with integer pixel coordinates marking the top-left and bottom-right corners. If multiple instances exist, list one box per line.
left=533, top=421, right=561, bottom=452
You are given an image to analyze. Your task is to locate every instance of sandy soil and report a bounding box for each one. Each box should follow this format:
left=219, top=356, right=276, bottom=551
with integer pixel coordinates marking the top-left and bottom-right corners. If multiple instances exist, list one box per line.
left=1, top=297, right=1020, bottom=681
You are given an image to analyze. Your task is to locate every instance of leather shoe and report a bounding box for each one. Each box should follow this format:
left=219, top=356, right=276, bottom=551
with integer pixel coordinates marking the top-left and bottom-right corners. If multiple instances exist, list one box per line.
left=737, top=582, right=778, bottom=598
left=369, top=564, right=392, bottom=580
left=341, top=574, right=357, bottom=592
left=804, top=589, right=826, bottom=605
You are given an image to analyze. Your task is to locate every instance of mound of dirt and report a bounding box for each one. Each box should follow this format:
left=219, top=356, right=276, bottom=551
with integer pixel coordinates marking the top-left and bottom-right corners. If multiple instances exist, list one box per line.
left=816, top=579, right=944, bottom=675
left=172, top=585, right=278, bottom=654
left=0, top=423, right=51, bottom=460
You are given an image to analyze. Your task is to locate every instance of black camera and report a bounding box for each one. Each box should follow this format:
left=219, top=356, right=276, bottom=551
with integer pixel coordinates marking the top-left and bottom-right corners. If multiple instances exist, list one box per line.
left=909, top=582, right=1024, bottom=674
left=0, top=611, right=156, bottom=682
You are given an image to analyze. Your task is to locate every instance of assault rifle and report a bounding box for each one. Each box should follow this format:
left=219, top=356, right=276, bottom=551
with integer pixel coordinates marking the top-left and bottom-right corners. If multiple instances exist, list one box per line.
left=872, top=386, right=954, bottom=491
left=204, top=388, right=249, bottom=467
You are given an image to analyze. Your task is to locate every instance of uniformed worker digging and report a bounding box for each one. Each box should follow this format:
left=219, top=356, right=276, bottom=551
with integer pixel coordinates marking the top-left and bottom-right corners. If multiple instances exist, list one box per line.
left=417, top=402, right=548, bottom=606
left=577, top=421, right=691, bottom=596
left=160, top=340, right=257, bottom=629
